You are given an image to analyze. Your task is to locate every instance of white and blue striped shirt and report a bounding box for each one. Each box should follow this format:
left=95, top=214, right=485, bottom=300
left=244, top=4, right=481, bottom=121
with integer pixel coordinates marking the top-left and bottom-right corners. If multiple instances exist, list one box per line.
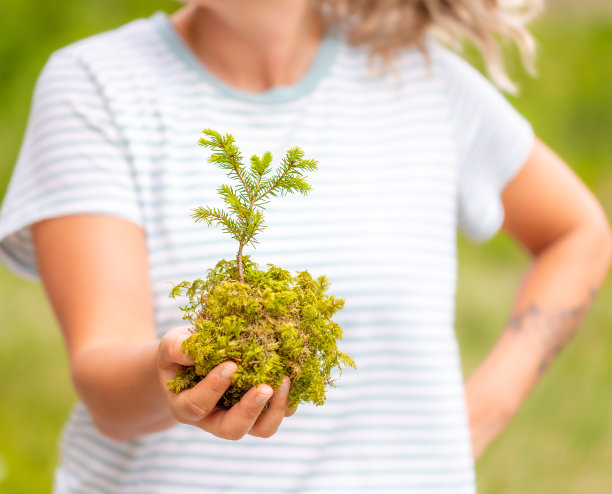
left=0, top=11, right=533, bottom=494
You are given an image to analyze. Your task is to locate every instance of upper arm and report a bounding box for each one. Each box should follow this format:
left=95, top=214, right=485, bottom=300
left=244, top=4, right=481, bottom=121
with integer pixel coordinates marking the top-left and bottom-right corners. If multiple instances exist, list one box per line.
left=501, top=138, right=611, bottom=257
left=32, top=214, right=156, bottom=361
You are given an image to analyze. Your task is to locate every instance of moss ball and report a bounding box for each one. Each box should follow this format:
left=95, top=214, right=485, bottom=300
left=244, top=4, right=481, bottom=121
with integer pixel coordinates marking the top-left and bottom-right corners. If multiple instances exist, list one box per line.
left=167, top=256, right=355, bottom=408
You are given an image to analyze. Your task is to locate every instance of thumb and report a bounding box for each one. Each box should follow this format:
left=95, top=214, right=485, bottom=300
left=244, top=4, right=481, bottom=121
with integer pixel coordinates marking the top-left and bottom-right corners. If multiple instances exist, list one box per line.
left=159, top=325, right=195, bottom=370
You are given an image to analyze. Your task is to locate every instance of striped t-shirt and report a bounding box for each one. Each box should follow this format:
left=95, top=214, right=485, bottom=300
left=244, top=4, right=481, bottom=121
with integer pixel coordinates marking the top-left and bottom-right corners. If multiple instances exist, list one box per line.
left=0, top=11, right=534, bottom=494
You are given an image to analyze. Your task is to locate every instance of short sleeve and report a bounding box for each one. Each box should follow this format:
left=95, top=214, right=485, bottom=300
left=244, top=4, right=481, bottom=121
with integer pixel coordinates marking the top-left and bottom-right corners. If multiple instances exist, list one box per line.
left=0, top=50, right=144, bottom=278
left=436, top=45, right=535, bottom=242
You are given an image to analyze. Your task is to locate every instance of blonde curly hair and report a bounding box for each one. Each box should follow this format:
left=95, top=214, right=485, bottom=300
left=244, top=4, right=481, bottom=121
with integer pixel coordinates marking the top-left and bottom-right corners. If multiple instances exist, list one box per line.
left=316, top=0, right=543, bottom=92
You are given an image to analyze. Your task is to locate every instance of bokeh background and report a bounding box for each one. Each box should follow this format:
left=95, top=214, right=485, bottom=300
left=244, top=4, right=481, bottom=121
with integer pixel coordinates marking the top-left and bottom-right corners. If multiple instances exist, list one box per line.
left=1, top=1, right=611, bottom=493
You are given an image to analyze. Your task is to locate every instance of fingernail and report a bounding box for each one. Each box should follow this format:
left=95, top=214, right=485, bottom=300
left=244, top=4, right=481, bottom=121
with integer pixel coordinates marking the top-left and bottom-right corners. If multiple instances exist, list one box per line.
left=221, top=363, right=237, bottom=381
left=278, top=378, right=290, bottom=396
left=255, top=386, right=273, bottom=405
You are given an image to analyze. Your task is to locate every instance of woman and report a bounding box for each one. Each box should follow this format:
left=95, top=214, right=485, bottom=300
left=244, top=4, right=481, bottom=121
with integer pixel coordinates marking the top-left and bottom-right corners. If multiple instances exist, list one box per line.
left=0, top=0, right=609, bottom=492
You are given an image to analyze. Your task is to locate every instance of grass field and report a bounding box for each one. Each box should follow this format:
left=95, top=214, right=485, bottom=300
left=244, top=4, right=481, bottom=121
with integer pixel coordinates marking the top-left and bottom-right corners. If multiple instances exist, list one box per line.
left=0, top=3, right=611, bottom=493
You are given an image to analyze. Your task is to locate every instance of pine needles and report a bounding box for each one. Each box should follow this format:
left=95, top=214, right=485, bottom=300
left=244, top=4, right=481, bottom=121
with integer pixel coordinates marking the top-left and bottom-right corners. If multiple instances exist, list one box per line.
left=193, top=129, right=317, bottom=282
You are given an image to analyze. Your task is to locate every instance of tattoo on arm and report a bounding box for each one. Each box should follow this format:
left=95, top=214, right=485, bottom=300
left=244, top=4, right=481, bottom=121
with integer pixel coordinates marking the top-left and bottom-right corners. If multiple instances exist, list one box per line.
left=505, top=289, right=598, bottom=376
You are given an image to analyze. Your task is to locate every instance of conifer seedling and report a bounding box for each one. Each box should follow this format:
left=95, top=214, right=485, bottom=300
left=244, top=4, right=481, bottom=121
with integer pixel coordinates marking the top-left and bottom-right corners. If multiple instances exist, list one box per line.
left=167, top=130, right=355, bottom=409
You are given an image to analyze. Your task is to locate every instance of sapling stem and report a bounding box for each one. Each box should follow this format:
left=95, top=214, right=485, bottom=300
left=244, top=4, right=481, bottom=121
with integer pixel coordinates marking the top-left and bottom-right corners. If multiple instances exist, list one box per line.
left=237, top=242, right=245, bottom=283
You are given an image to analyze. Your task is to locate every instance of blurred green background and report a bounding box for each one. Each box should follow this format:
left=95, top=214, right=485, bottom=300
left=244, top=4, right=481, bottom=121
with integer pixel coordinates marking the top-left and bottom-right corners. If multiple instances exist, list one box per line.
left=1, top=2, right=611, bottom=493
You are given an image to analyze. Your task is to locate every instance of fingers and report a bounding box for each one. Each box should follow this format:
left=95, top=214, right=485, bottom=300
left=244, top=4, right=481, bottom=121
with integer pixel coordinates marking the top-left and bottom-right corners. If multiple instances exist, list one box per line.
left=158, top=326, right=296, bottom=441
left=170, top=361, right=238, bottom=423
left=249, top=377, right=292, bottom=437
left=202, top=383, right=274, bottom=440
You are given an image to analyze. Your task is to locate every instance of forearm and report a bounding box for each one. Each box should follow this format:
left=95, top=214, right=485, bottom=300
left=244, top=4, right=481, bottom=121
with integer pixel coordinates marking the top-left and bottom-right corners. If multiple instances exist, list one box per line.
left=71, top=339, right=176, bottom=441
left=466, top=221, right=611, bottom=456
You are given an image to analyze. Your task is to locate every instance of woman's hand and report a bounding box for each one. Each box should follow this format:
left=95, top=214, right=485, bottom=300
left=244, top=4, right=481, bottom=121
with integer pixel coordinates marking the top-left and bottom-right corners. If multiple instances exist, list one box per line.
left=158, top=326, right=296, bottom=440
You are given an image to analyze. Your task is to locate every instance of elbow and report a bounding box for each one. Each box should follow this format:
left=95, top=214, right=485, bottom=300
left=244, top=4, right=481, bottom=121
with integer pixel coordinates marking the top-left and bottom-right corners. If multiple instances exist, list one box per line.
left=71, top=365, right=175, bottom=442
left=580, top=204, right=612, bottom=285
left=601, top=213, right=612, bottom=270
left=601, top=223, right=612, bottom=275
left=70, top=377, right=132, bottom=442
left=538, top=203, right=612, bottom=292
left=91, top=417, right=134, bottom=442
left=91, top=414, right=176, bottom=442
left=68, top=344, right=175, bottom=442
left=69, top=357, right=138, bottom=442
left=89, top=408, right=173, bottom=442
left=591, top=206, right=612, bottom=274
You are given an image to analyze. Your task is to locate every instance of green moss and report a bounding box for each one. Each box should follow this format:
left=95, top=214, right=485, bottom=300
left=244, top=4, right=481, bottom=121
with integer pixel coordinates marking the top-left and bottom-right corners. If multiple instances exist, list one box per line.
left=168, top=257, right=355, bottom=408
